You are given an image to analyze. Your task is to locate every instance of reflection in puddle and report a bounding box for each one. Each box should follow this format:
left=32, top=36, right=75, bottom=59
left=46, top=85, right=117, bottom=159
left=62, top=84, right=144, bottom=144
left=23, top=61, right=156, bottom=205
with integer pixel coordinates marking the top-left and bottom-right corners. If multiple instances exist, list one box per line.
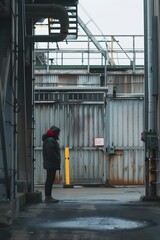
left=42, top=217, right=148, bottom=231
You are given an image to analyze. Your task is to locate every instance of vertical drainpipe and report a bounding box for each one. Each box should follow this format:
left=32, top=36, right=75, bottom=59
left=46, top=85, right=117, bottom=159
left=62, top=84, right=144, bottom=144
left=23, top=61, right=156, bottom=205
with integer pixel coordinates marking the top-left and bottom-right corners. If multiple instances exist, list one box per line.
left=144, top=0, right=154, bottom=132
left=144, top=0, right=151, bottom=196
left=144, top=0, right=157, bottom=196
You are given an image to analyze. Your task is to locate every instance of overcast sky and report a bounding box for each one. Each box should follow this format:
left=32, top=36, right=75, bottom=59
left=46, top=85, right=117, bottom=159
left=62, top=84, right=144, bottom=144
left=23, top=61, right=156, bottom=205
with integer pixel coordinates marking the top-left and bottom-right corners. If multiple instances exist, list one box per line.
left=35, top=0, right=144, bottom=66
left=79, top=0, right=144, bottom=35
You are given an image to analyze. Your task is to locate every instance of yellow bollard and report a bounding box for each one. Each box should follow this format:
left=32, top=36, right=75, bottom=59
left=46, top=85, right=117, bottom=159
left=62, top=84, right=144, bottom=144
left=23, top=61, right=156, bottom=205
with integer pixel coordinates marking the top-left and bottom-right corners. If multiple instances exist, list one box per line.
left=65, top=148, right=70, bottom=185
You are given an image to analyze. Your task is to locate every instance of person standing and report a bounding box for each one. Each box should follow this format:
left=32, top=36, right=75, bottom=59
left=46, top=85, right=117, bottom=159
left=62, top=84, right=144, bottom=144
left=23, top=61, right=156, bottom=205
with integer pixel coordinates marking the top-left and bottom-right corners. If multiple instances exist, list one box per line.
left=42, top=125, right=61, bottom=203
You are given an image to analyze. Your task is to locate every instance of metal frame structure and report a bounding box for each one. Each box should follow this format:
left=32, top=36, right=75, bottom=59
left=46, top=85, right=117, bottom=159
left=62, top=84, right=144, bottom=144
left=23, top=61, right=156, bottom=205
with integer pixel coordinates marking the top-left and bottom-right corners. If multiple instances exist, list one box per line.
left=0, top=0, right=17, bottom=203
left=0, top=0, right=79, bottom=225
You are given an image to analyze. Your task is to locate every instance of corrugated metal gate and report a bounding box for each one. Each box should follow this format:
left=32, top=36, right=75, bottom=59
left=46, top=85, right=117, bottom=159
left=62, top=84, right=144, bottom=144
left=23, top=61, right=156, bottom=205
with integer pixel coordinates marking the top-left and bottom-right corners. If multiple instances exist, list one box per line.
left=34, top=88, right=145, bottom=186
left=34, top=88, right=107, bottom=184
left=106, top=98, right=145, bottom=185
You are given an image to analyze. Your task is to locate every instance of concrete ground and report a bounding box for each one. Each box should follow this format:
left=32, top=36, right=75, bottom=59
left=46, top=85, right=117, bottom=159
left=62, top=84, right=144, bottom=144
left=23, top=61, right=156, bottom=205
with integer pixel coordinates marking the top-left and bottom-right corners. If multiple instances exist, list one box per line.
left=1, top=185, right=160, bottom=240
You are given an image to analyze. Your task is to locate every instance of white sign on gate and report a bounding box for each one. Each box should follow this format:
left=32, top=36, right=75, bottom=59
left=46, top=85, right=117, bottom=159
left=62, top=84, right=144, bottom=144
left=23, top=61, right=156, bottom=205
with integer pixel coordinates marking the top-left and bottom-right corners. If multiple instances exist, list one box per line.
left=94, top=138, right=104, bottom=146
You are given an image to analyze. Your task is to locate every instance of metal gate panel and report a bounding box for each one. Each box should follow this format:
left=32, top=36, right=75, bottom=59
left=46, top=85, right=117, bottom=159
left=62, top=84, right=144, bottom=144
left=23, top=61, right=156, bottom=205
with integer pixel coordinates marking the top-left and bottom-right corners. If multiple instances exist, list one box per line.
left=107, top=99, right=144, bottom=147
left=106, top=98, right=145, bottom=185
left=34, top=91, right=145, bottom=186
left=34, top=90, right=106, bottom=184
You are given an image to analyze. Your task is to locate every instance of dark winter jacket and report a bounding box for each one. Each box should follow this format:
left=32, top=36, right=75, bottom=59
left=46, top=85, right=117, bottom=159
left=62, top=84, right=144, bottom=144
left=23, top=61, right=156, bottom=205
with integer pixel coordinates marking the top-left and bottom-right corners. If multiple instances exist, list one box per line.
left=42, top=133, right=61, bottom=170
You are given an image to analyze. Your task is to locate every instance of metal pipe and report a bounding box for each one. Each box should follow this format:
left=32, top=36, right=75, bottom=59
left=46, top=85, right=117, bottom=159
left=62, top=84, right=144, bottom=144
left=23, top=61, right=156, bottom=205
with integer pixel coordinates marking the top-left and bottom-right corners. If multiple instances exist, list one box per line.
left=144, top=0, right=149, bottom=196
left=25, top=4, right=69, bottom=42
left=132, top=36, right=135, bottom=73
left=144, top=0, right=154, bottom=131
left=104, top=50, right=107, bottom=86
left=144, top=0, right=158, bottom=197
left=34, top=86, right=108, bottom=91
left=87, top=37, right=90, bottom=73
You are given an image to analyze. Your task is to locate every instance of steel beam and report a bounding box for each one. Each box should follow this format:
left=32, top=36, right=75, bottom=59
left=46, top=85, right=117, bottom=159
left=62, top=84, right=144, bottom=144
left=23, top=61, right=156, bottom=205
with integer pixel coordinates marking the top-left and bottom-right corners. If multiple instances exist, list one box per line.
left=0, top=75, right=10, bottom=200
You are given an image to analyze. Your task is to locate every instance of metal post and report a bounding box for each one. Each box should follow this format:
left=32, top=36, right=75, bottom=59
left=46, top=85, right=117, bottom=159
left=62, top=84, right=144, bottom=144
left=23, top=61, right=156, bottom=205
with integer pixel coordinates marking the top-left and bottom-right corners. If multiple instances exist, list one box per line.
left=132, top=35, right=136, bottom=73
left=0, top=78, right=10, bottom=200
left=87, top=37, right=90, bottom=73
left=111, top=36, right=114, bottom=66
left=12, top=0, right=18, bottom=200
left=47, top=42, right=49, bottom=73
left=61, top=52, right=63, bottom=66
left=104, top=50, right=107, bottom=86
left=144, top=0, right=150, bottom=196
left=65, top=148, right=70, bottom=185
left=17, top=0, right=28, bottom=184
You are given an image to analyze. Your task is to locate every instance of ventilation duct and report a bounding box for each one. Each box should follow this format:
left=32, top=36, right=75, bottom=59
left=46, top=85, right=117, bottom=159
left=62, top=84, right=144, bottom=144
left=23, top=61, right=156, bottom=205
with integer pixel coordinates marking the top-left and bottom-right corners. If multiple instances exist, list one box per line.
left=25, top=4, right=69, bottom=42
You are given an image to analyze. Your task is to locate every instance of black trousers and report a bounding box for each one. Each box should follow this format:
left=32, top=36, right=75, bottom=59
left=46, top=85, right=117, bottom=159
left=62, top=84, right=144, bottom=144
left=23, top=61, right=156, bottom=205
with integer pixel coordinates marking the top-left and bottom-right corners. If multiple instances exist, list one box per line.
left=45, top=169, right=56, bottom=196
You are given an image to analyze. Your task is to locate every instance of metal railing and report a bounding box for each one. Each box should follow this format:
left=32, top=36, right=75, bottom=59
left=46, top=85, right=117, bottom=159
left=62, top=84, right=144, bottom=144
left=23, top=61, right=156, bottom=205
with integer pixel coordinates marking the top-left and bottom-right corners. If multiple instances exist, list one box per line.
left=34, top=34, right=144, bottom=70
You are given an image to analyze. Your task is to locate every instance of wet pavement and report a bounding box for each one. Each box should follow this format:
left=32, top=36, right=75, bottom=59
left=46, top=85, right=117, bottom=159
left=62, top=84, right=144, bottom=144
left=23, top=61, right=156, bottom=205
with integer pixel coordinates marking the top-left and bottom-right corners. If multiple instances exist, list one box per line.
left=0, top=186, right=160, bottom=240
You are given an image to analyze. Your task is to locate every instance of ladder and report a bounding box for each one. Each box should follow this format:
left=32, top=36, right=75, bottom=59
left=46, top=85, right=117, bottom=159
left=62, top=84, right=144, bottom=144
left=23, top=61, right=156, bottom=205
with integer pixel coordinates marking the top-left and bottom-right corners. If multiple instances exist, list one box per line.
left=49, top=3, right=78, bottom=39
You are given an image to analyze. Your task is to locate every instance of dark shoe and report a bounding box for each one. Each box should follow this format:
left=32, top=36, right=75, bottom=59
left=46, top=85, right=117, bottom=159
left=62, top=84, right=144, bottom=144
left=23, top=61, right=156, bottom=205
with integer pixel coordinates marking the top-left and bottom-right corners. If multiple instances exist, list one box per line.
left=44, top=196, right=59, bottom=203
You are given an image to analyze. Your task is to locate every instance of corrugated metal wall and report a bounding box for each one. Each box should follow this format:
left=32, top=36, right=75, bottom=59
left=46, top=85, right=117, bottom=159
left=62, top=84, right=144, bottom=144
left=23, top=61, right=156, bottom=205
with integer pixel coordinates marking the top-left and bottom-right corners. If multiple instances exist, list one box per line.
left=34, top=91, right=106, bottom=184
left=106, top=98, right=144, bottom=185
left=35, top=73, right=144, bottom=92
left=107, top=74, right=144, bottom=93
left=34, top=72, right=145, bottom=186
left=35, top=74, right=100, bottom=86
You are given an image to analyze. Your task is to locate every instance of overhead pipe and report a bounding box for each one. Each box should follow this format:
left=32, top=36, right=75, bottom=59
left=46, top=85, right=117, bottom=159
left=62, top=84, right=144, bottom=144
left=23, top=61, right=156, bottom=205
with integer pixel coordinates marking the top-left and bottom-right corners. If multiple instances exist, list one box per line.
left=25, top=4, right=69, bottom=42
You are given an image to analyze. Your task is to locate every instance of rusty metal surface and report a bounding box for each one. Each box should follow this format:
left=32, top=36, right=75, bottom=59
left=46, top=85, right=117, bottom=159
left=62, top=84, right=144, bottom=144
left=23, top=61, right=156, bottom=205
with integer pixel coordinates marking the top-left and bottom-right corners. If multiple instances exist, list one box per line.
left=108, top=150, right=144, bottom=186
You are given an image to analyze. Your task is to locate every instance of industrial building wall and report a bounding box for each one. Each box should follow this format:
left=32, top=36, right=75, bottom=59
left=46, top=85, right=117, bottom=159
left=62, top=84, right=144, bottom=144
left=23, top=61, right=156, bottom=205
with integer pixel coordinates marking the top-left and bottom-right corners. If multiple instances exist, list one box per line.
left=35, top=72, right=144, bottom=94
left=35, top=74, right=102, bottom=87
left=34, top=72, right=145, bottom=186
left=34, top=97, right=144, bottom=185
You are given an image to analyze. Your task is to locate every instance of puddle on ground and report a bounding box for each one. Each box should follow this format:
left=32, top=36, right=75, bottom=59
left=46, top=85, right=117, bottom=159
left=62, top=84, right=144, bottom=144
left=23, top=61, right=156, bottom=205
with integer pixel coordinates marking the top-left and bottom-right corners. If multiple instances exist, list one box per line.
left=42, top=217, right=149, bottom=231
